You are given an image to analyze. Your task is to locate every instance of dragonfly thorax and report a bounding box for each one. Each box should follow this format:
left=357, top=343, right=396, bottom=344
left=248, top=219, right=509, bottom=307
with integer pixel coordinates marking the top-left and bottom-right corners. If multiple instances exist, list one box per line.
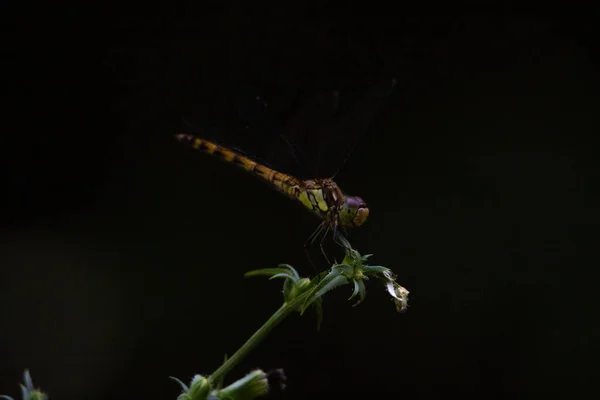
left=298, top=178, right=368, bottom=229
left=338, top=195, right=369, bottom=228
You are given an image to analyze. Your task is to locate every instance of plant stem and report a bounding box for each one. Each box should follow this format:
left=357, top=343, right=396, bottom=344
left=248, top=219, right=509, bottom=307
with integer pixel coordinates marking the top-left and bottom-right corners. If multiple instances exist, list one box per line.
left=208, top=294, right=308, bottom=385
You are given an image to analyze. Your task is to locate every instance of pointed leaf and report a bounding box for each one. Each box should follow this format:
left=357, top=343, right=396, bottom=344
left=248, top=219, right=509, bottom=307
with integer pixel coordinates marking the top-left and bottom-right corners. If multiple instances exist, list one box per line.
left=331, top=263, right=353, bottom=276
left=282, top=276, right=293, bottom=299
left=313, top=275, right=349, bottom=299
left=277, top=264, right=300, bottom=280
left=23, top=371, right=33, bottom=391
left=349, top=279, right=361, bottom=300
left=313, top=297, right=323, bottom=332
left=352, top=279, right=367, bottom=307
left=269, top=273, right=295, bottom=281
left=245, top=268, right=294, bottom=278
left=170, top=377, right=190, bottom=391
left=362, top=265, right=390, bottom=275
left=335, top=232, right=353, bottom=250
left=302, top=273, right=349, bottom=313
left=216, top=354, right=229, bottom=389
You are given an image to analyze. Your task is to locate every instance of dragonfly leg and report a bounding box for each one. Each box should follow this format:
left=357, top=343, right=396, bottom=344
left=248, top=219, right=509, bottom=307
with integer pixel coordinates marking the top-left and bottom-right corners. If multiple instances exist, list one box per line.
left=304, top=249, right=317, bottom=272
left=332, top=226, right=351, bottom=251
left=305, top=221, right=326, bottom=248
left=319, top=224, right=332, bottom=265
left=304, top=221, right=327, bottom=270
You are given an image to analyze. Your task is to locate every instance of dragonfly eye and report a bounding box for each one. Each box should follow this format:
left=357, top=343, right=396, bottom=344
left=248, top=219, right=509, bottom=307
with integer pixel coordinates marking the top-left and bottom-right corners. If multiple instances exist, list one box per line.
left=340, top=196, right=369, bottom=228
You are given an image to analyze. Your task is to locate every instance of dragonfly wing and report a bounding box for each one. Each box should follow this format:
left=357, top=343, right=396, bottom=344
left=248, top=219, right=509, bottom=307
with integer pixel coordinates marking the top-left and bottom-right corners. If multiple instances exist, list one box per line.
left=179, top=78, right=396, bottom=180
left=180, top=95, right=286, bottom=170
left=273, top=77, right=396, bottom=179
left=230, top=92, right=311, bottom=177
left=226, top=88, right=341, bottom=180
left=278, top=89, right=342, bottom=178
left=322, top=77, right=397, bottom=178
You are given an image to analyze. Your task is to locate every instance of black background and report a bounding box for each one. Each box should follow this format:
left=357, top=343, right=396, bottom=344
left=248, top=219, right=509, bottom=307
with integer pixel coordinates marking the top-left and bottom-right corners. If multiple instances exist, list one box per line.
left=1, top=4, right=599, bottom=400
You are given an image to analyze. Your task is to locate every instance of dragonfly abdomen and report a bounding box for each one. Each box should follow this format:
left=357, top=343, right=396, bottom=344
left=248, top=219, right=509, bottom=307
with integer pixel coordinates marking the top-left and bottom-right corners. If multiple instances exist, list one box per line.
left=176, top=133, right=304, bottom=198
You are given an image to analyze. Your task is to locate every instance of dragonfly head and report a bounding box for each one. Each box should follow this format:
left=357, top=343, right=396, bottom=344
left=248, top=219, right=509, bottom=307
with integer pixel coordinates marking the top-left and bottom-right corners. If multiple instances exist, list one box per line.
left=339, top=196, right=369, bottom=228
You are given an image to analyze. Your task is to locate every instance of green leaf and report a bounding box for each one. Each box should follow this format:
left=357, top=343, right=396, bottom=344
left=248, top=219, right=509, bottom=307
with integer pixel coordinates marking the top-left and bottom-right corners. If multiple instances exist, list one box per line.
left=23, top=371, right=33, bottom=391
left=269, top=273, right=295, bottom=281
left=277, top=264, right=300, bottom=280
left=170, top=376, right=190, bottom=392
left=301, top=272, right=349, bottom=313
left=352, top=280, right=367, bottom=307
left=245, top=267, right=294, bottom=278
left=362, top=265, right=390, bottom=275
left=313, top=297, right=323, bottom=331
left=216, top=354, right=228, bottom=389
left=282, top=275, right=293, bottom=299
left=349, top=280, right=360, bottom=300
left=331, top=263, right=353, bottom=276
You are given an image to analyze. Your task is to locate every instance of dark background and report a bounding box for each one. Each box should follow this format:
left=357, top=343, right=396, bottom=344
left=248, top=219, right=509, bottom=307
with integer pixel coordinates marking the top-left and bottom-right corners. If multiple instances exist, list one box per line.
left=1, top=4, right=598, bottom=400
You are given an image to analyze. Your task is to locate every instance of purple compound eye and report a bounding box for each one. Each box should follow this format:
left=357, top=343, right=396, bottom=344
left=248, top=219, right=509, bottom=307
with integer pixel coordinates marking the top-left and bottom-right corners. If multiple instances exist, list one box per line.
left=339, top=196, right=369, bottom=227
left=345, top=196, right=367, bottom=210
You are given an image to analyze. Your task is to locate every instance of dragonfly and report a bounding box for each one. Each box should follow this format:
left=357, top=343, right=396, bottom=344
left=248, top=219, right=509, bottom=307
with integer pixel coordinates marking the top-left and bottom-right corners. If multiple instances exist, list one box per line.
left=176, top=77, right=396, bottom=262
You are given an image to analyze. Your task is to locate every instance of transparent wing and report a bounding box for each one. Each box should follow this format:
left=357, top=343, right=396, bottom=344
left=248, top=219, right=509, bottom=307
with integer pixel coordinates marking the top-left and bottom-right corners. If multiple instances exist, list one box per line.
left=229, top=92, right=311, bottom=178
left=178, top=77, right=396, bottom=180
left=179, top=93, right=292, bottom=172
left=269, top=77, right=396, bottom=179
left=321, top=77, right=397, bottom=178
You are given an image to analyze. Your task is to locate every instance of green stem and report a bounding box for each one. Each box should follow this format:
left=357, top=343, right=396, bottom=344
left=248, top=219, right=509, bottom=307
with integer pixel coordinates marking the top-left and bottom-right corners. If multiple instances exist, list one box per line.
left=208, top=294, right=309, bottom=385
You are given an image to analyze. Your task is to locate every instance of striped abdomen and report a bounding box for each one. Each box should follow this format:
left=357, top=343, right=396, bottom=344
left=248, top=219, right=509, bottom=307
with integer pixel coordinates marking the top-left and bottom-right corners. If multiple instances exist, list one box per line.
left=175, top=133, right=305, bottom=201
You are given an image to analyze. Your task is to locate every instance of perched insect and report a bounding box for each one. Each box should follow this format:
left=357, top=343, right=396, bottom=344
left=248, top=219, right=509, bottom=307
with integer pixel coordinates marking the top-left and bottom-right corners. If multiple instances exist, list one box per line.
left=176, top=78, right=396, bottom=262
